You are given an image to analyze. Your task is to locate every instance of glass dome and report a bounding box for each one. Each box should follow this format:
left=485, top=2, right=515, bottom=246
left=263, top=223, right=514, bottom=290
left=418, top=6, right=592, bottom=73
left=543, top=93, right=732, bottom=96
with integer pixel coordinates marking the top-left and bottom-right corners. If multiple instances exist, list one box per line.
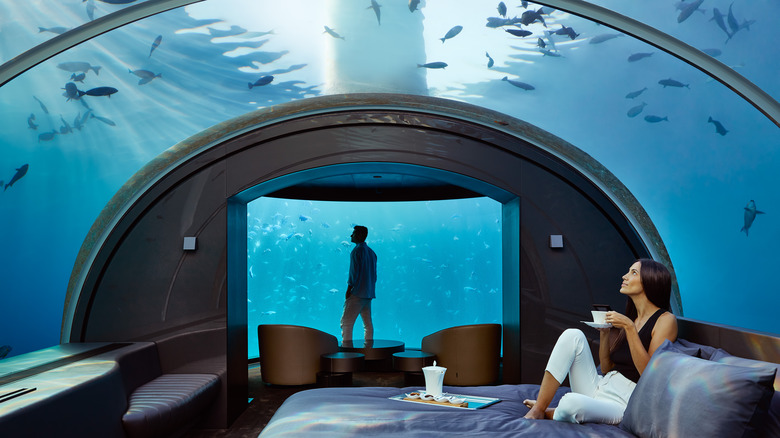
left=1, top=0, right=778, bottom=359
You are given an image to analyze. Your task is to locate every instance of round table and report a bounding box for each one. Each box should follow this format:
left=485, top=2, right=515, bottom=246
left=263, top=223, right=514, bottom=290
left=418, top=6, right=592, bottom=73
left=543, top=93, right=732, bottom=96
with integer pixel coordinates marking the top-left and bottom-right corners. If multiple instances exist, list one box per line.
left=318, top=352, right=365, bottom=387
left=392, top=350, right=436, bottom=386
left=339, top=339, right=405, bottom=371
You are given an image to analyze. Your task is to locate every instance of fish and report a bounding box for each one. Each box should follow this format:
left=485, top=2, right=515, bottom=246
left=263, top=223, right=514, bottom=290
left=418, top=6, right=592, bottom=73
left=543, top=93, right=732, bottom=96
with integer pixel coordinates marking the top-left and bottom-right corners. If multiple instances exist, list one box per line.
left=521, top=9, right=546, bottom=27
left=38, top=131, right=57, bottom=142
left=27, top=114, right=38, bottom=130
left=727, top=3, right=740, bottom=34
left=248, top=76, right=274, bottom=88
left=5, top=164, right=29, bottom=191
left=417, top=62, right=447, bottom=69
left=485, top=17, right=523, bottom=28
left=38, top=26, right=69, bottom=35
left=70, top=72, right=86, bottom=83
left=658, top=78, right=689, bottom=88
left=57, top=61, right=101, bottom=76
left=408, top=0, right=420, bottom=12
left=701, top=48, right=722, bottom=57
left=741, top=200, right=765, bottom=236
left=299, top=214, right=311, bottom=222
left=33, top=96, right=49, bottom=114
left=710, top=8, right=732, bottom=38
left=589, top=33, right=623, bottom=44
left=505, top=28, right=532, bottom=38
left=59, top=115, right=72, bottom=134
left=536, top=37, right=546, bottom=48
left=62, top=82, right=85, bottom=101
left=85, top=86, right=118, bottom=97
left=554, top=25, right=579, bottom=40
left=86, top=0, right=97, bottom=21
left=625, top=87, right=647, bottom=99
left=497, top=2, right=507, bottom=17
left=502, top=76, right=535, bottom=90
left=149, top=35, right=162, bottom=57
left=627, top=52, right=653, bottom=62
left=129, top=69, right=162, bottom=85
left=707, top=116, right=728, bottom=135
left=0, top=345, right=11, bottom=359
left=73, top=113, right=84, bottom=130
left=323, top=26, right=345, bottom=40
left=627, top=102, right=647, bottom=118
left=441, top=25, right=463, bottom=43
left=539, top=49, right=562, bottom=57
left=677, top=0, right=704, bottom=23
left=91, top=114, right=116, bottom=126
left=644, top=115, right=668, bottom=123
left=485, top=52, right=494, bottom=68
left=368, top=0, right=381, bottom=26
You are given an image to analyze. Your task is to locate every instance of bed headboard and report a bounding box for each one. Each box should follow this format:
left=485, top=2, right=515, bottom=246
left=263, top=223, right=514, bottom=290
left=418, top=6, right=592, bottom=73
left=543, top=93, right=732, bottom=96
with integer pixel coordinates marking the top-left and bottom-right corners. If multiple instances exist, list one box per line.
left=677, top=317, right=780, bottom=364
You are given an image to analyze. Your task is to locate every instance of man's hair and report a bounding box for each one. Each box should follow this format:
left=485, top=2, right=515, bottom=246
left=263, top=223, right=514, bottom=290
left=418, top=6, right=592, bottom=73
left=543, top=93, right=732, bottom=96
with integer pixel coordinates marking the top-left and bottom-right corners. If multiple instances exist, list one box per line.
left=353, top=225, right=368, bottom=242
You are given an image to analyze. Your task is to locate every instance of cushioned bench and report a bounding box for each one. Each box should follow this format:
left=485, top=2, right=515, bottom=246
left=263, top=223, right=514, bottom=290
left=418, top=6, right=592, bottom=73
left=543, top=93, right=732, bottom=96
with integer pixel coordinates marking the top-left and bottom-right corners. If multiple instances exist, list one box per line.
left=122, top=373, right=220, bottom=438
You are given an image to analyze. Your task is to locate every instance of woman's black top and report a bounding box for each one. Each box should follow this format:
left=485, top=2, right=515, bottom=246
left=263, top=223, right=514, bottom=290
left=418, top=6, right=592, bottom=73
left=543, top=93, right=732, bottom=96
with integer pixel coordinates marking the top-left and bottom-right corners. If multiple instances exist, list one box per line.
left=610, top=308, right=666, bottom=383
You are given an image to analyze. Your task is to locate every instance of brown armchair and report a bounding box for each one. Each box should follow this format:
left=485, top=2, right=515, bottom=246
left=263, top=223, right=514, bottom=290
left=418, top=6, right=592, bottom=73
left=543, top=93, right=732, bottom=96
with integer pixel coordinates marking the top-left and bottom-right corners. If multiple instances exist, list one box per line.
left=257, top=324, right=339, bottom=385
left=421, top=323, right=501, bottom=386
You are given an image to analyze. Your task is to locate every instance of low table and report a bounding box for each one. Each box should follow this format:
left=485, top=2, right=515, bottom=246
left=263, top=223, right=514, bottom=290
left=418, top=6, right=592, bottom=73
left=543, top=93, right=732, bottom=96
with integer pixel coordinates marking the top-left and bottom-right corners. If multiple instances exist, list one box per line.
left=392, top=350, right=435, bottom=386
left=318, top=352, right=365, bottom=387
left=339, top=340, right=405, bottom=371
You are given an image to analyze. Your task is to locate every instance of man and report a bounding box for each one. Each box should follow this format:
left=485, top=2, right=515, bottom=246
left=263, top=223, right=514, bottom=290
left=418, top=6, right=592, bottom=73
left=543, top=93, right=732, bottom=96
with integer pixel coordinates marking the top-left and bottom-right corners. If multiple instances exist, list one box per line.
left=340, top=225, right=378, bottom=345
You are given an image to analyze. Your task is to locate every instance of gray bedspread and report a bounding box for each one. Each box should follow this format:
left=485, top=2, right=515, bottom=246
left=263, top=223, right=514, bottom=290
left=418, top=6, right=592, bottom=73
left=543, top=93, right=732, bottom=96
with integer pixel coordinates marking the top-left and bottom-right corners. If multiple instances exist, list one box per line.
left=259, top=384, right=636, bottom=437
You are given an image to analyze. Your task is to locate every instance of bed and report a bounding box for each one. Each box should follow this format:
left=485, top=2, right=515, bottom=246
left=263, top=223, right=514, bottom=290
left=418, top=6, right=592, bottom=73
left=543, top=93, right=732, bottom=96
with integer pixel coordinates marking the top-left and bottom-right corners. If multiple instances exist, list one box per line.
left=259, top=337, right=779, bottom=438
left=259, top=384, right=634, bottom=437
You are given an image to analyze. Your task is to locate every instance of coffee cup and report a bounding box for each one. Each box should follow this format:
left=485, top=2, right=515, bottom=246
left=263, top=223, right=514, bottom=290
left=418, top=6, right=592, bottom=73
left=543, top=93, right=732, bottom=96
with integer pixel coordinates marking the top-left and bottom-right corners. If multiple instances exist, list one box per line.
left=591, top=311, right=608, bottom=324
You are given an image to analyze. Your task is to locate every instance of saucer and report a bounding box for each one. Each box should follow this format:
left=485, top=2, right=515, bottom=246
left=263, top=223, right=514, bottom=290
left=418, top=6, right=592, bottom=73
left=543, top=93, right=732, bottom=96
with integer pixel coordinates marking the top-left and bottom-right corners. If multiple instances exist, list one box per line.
left=581, top=321, right=612, bottom=329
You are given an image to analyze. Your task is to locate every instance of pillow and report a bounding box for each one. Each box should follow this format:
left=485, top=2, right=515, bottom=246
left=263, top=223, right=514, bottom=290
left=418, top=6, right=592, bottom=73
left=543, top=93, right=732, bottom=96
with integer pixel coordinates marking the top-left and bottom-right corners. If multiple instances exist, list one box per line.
left=621, top=340, right=776, bottom=438
left=672, top=338, right=719, bottom=359
left=709, top=349, right=780, bottom=438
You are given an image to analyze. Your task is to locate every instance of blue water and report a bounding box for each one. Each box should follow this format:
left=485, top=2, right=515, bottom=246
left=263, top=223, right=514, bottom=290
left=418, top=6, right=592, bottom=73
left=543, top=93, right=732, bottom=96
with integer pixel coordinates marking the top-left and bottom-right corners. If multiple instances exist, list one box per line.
left=1, top=0, right=778, bottom=359
left=246, top=197, right=503, bottom=358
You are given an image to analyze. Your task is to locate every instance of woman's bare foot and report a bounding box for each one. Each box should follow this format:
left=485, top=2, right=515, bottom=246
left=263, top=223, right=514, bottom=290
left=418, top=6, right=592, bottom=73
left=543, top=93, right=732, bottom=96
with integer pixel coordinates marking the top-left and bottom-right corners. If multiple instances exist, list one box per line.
left=522, top=399, right=555, bottom=420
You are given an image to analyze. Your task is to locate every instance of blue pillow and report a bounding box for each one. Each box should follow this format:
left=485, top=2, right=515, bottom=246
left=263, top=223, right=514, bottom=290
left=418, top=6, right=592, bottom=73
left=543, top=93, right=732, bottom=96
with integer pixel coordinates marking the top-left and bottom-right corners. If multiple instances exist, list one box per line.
left=621, top=340, right=776, bottom=438
left=709, top=349, right=780, bottom=438
left=672, top=338, right=718, bottom=359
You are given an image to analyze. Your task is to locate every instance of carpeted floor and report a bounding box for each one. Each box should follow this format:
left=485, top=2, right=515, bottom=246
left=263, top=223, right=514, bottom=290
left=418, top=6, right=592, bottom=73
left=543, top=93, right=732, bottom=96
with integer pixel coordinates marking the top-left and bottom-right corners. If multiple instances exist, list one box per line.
left=183, top=364, right=407, bottom=438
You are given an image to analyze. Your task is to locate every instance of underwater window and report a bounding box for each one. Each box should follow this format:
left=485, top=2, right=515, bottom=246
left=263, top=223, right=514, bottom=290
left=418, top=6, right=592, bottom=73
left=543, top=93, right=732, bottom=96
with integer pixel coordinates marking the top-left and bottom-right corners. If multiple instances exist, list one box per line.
left=246, top=196, right=503, bottom=358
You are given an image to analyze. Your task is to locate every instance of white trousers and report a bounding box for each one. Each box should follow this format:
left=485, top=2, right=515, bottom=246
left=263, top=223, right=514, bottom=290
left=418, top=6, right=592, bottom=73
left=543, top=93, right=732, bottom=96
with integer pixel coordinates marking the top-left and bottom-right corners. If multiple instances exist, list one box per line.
left=340, top=296, right=373, bottom=342
left=545, top=328, right=636, bottom=425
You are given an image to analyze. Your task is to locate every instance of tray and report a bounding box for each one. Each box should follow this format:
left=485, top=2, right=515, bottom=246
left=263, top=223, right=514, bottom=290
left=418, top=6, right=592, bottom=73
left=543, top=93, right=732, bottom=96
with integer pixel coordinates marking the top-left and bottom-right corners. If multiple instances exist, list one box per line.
left=389, top=392, right=501, bottom=410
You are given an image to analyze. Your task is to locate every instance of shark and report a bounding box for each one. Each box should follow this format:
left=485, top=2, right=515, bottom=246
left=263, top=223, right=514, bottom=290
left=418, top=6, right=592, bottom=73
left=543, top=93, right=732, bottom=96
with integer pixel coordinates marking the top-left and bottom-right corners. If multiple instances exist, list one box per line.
left=741, top=200, right=765, bottom=236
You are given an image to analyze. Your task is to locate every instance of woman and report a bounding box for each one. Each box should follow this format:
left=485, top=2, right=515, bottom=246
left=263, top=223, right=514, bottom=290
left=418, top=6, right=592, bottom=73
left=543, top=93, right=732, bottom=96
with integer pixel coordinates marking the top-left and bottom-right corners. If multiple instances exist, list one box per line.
left=523, top=259, right=677, bottom=424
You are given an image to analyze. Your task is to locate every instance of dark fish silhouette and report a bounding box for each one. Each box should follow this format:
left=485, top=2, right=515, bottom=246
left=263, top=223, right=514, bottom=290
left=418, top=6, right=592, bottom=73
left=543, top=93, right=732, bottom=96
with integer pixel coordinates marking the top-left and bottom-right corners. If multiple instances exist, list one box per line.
left=659, top=78, right=689, bottom=88
left=70, top=72, right=86, bottom=83
left=5, top=164, right=29, bottom=191
left=323, top=26, right=345, bottom=40
left=708, top=117, right=728, bottom=135
left=408, top=0, right=420, bottom=12
left=625, top=87, right=647, bottom=99
left=85, top=86, right=118, bottom=97
left=33, top=96, right=49, bottom=114
left=38, top=131, right=57, bottom=142
left=589, top=33, right=623, bottom=44
left=520, top=9, right=546, bottom=27
left=27, top=114, right=38, bottom=130
left=497, top=2, right=507, bottom=17
left=368, top=0, right=381, bottom=25
left=554, top=25, right=579, bottom=40
left=701, top=48, right=722, bottom=57
left=149, top=35, right=162, bottom=57
left=39, top=26, right=69, bottom=35
left=644, top=115, right=668, bottom=123
left=628, top=52, right=653, bottom=62
left=417, top=62, right=447, bottom=69
left=485, top=52, right=494, bottom=68
left=441, top=26, right=463, bottom=43
left=62, top=82, right=85, bottom=101
left=678, top=0, right=704, bottom=23
left=57, top=62, right=101, bottom=76
left=0, top=345, right=11, bottom=359
left=91, top=113, right=116, bottom=126
left=248, top=76, right=274, bottom=88
left=502, top=76, right=534, bottom=90
left=627, top=102, right=647, bottom=118
left=741, top=200, right=765, bottom=236
left=727, top=3, right=740, bottom=34
left=711, top=8, right=732, bottom=39
left=506, top=28, right=532, bottom=38
left=129, top=69, right=161, bottom=85
left=86, top=0, right=97, bottom=21
left=485, top=17, right=523, bottom=28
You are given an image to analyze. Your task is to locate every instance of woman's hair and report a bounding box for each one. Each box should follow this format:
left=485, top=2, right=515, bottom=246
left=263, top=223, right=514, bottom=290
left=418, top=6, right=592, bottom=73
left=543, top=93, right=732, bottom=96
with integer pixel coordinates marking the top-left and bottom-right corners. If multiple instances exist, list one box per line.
left=624, top=258, right=672, bottom=319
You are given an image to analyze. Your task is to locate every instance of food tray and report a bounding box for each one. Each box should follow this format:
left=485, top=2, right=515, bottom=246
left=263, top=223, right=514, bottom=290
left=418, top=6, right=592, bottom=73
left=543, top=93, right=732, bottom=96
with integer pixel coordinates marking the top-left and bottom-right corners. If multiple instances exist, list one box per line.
left=389, top=392, right=500, bottom=410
